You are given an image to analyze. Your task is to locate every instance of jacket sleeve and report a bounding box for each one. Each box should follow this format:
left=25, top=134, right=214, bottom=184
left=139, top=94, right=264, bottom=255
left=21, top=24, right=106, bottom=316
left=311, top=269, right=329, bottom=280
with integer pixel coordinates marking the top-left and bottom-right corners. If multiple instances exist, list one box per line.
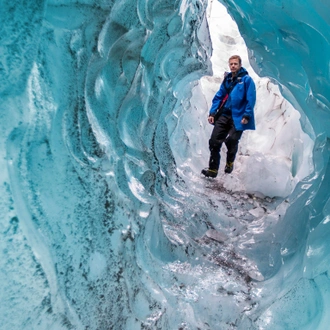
left=242, top=76, right=256, bottom=119
left=209, top=83, right=227, bottom=116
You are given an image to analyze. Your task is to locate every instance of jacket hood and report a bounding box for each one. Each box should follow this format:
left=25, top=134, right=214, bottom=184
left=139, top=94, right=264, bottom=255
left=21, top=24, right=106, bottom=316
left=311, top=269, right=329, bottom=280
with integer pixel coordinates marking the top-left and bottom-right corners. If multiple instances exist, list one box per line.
left=227, top=67, right=248, bottom=79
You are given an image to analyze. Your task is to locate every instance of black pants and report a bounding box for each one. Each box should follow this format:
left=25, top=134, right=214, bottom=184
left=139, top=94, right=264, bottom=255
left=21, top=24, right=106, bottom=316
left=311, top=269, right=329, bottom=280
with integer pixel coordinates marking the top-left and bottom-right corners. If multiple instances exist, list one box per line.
left=208, top=115, right=243, bottom=170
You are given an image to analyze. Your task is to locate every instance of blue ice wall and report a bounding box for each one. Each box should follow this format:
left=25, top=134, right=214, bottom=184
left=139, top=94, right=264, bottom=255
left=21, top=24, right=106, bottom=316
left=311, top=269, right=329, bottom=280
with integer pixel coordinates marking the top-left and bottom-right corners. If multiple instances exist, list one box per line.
left=1, top=0, right=330, bottom=329
left=221, top=1, right=330, bottom=328
left=0, top=0, right=214, bottom=329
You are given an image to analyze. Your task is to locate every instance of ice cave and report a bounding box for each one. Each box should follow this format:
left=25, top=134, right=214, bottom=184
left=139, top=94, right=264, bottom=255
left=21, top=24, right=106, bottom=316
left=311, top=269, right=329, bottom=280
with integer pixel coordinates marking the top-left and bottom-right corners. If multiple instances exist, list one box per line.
left=1, top=0, right=330, bottom=329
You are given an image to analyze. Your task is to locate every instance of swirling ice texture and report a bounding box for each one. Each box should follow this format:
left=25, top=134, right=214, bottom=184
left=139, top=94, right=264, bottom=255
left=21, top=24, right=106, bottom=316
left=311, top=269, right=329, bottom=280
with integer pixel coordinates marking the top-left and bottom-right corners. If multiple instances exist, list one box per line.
left=1, top=1, right=330, bottom=330
left=1, top=0, right=216, bottom=329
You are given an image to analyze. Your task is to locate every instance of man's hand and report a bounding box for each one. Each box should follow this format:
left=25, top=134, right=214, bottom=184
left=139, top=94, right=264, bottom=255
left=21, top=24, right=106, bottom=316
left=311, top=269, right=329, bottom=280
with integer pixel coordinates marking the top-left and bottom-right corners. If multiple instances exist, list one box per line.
left=241, top=118, right=249, bottom=125
left=208, top=116, right=214, bottom=124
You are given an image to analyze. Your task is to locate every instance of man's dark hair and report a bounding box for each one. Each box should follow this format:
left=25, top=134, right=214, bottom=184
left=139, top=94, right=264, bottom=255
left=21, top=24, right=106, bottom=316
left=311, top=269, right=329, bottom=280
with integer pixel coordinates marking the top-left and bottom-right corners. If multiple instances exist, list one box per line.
left=229, top=55, right=242, bottom=65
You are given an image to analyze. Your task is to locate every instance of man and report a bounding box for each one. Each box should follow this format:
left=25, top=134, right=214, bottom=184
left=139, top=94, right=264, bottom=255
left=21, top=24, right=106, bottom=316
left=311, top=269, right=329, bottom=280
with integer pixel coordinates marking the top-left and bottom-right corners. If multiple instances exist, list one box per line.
left=202, top=55, right=256, bottom=178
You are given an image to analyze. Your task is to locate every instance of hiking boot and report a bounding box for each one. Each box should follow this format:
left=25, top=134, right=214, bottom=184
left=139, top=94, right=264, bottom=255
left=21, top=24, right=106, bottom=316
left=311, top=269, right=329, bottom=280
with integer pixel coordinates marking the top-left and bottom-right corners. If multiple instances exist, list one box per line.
left=201, top=168, right=218, bottom=178
left=224, top=162, right=234, bottom=174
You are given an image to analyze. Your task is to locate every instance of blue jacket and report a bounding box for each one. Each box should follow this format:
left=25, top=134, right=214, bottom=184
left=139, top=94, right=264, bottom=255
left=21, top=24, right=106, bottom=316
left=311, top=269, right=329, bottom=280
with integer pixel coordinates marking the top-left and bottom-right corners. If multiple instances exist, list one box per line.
left=209, top=67, right=256, bottom=131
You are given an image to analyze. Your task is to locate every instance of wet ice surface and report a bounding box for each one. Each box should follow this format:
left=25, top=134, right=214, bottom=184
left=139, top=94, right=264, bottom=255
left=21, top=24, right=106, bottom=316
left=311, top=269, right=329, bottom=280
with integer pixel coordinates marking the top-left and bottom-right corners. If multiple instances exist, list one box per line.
left=153, top=174, right=283, bottom=329
left=157, top=170, right=286, bottom=328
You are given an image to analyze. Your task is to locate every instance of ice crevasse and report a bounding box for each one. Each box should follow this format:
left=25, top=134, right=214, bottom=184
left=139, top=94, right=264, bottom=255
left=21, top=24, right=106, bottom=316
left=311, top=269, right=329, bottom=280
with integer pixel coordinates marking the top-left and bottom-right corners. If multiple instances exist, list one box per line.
left=1, top=0, right=330, bottom=329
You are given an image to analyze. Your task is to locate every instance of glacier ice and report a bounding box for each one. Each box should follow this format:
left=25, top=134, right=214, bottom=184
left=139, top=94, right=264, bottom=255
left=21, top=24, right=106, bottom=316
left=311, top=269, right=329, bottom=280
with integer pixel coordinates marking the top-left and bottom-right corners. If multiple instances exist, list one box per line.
left=1, top=0, right=330, bottom=329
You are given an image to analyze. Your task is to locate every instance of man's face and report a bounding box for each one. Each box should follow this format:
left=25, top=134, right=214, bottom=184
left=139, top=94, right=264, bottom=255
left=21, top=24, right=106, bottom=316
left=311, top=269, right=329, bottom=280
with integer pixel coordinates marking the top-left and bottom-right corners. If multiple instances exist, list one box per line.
left=229, top=59, right=241, bottom=74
